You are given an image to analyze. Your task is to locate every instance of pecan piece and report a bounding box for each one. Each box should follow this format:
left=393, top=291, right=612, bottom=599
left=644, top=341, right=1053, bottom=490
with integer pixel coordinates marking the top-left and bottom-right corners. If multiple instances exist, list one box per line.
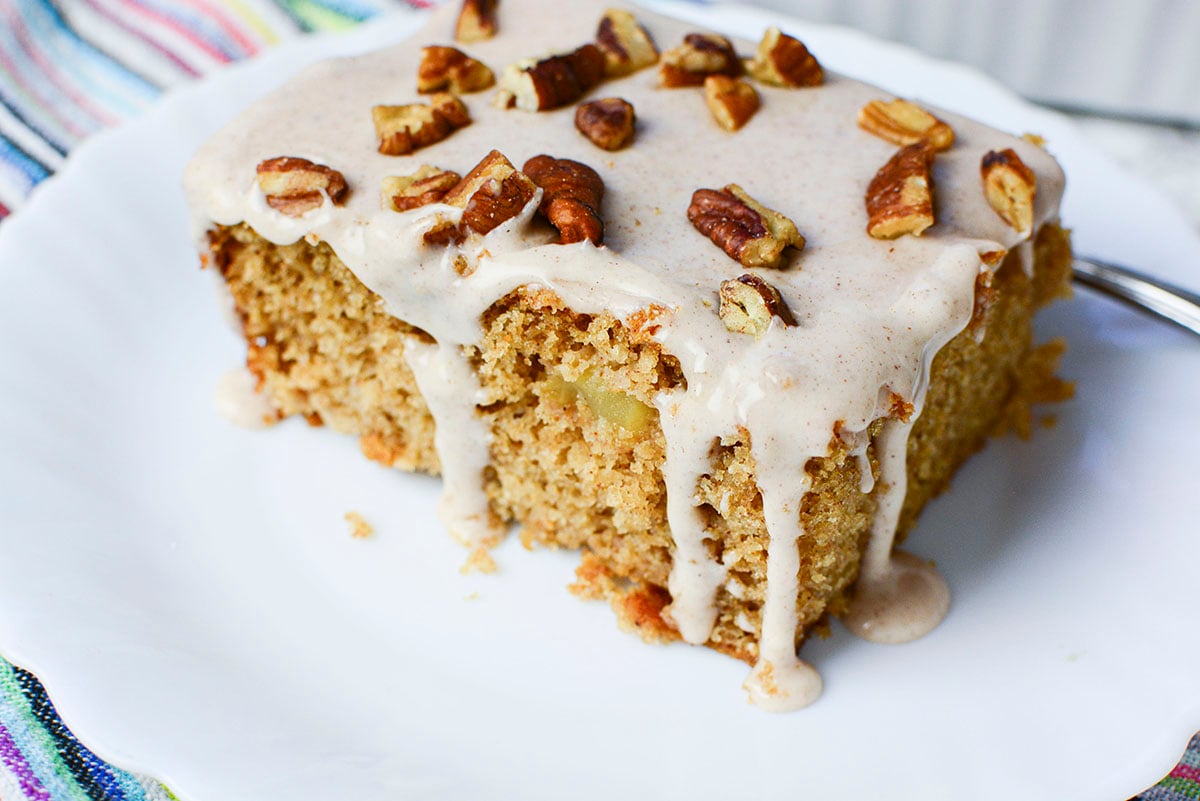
left=424, top=150, right=538, bottom=244
left=372, top=93, right=471, bottom=156
left=496, top=45, right=606, bottom=111
left=857, top=98, right=954, bottom=151
left=687, top=184, right=804, bottom=268
left=429, top=92, right=470, bottom=127
left=522, top=155, right=605, bottom=245
left=745, top=27, right=822, bottom=87
left=981, top=148, right=1037, bottom=236
left=719, top=274, right=796, bottom=337
left=659, top=33, right=741, bottom=88
left=575, top=97, right=636, bottom=150
left=418, top=46, right=495, bottom=94
left=704, top=75, right=759, bottom=131
left=455, top=0, right=498, bottom=43
left=595, top=8, right=659, bottom=77
left=886, top=390, right=915, bottom=422
left=256, top=157, right=348, bottom=217
left=865, top=143, right=936, bottom=239
left=382, top=165, right=463, bottom=212
left=970, top=266, right=999, bottom=338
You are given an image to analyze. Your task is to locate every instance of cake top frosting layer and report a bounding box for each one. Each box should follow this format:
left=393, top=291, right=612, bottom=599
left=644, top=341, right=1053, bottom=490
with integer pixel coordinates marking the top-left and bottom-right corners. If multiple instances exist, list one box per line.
left=185, top=0, right=1060, bottom=293
left=185, top=0, right=1065, bottom=711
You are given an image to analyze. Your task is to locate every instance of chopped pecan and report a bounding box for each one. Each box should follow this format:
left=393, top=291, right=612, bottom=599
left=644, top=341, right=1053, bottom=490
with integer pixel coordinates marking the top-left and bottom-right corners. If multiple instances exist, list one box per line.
left=719, top=274, right=796, bottom=337
left=523, top=155, right=605, bottom=245
left=687, top=184, right=804, bottom=268
left=575, top=97, right=636, bottom=150
left=455, top=0, right=498, bottom=43
left=704, top=75, right=759, bottom=131
left=981, top=148, right=1037, bottom=236
left=429, top=92, right=471, bottom=127
left=382, top=165, right=462, bottom=212
left=595, top=8, right=659, bottom=77
left=978, top=248, right=1007, bottom=268
left=857, top=98, right=954, bottom=151
left=496, top=45, right=606, bottom=111
left=659, top=33, right=741, bottom=88
left=970, top=267, right=999, bottom=338
left=424, top=150, right=538, bottom=244
left=417, top=45, right=495, bottom=94
left=372, top=93, right=471, bottom=156
left=865, top=143, right=936, bottom=239
left=886, top=390, right=915, bottom=422
left=256, top=157, right=348, bottom=217
left=745, top=27, right=822, bottom=87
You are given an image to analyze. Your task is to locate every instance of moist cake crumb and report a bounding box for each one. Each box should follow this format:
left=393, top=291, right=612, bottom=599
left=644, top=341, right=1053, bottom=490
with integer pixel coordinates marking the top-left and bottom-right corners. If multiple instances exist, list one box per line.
left=345, top=511, right=375, bottom=540
left=460, top=545, right=498, bottom=575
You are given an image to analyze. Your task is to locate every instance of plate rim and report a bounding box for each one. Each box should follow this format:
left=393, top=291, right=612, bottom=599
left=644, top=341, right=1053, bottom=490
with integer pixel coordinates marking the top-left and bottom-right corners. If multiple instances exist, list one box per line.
left=1, top=3, right=1198, bottom=799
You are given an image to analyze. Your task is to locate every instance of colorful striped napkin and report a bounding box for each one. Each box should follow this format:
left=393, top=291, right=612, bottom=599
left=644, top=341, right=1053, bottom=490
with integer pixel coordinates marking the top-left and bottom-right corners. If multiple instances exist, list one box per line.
left=0, top=0, right=1197, bottom=798
left=0, top=660, right=177, bottom=801
left=0, top=0, right=425, bottom=219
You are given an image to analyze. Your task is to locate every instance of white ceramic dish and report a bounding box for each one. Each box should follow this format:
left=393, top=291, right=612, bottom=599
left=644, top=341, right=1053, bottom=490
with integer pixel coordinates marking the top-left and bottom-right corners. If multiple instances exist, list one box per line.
left=1, top=4, right=1199, bottom=800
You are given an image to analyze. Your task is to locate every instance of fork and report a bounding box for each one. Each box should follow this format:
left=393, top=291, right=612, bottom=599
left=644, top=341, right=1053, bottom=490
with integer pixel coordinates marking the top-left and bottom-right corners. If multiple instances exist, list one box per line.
left=1073, top=257, right=1200, bottom=338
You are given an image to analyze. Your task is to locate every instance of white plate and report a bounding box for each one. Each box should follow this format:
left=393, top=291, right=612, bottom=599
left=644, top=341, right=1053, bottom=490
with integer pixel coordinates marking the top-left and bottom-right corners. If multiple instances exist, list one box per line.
left=2, top=4, right=1199, bottom=800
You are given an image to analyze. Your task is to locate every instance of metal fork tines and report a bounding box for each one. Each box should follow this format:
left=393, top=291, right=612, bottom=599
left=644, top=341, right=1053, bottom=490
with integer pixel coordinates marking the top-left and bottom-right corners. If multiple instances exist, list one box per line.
left=1073, top=257, right=1200, bottom=338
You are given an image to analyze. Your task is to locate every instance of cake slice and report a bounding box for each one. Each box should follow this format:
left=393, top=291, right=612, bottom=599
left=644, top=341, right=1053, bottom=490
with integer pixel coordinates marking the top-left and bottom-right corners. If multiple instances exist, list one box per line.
left=185, top=0, right=1072, bottom=711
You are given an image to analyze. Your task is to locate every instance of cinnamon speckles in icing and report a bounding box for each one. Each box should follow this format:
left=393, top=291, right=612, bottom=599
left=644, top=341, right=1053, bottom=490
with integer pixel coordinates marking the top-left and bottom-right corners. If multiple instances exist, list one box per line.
left=184, top=0, right=1065, bottom=711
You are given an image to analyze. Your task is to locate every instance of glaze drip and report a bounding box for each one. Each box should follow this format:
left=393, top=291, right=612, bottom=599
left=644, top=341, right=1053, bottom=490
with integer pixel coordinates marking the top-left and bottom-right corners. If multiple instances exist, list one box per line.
left=843, top=419, right=951, bottom=644
left=751, top=470, right=821, bottom=710
left=215, top=367, right=277, bottom=430
left=656, top=400, right=727, bottom=644
left=404, top=340, right=502, bottom=546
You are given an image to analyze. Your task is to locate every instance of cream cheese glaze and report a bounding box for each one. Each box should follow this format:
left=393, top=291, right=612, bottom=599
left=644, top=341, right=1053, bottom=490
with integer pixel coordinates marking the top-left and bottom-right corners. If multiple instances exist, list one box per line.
left=215, top=367, right=278, bottom=429
left=184, top=0, right=1065, bottom=711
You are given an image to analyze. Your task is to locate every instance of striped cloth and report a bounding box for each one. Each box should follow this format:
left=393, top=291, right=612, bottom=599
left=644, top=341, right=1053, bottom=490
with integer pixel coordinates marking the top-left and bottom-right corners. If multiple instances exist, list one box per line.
left=0, top=0, right=427, bottom=218
left=0, top=661, right=178, bottom=801
left=0, top=0, right=1197, bottom=799
left=1142, top=740, right=1200, bottom=801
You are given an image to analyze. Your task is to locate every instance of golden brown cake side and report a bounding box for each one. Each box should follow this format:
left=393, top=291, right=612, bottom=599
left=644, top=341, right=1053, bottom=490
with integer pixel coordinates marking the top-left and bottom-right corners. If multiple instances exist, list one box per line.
left=208, top=219, right=1072, bottom=665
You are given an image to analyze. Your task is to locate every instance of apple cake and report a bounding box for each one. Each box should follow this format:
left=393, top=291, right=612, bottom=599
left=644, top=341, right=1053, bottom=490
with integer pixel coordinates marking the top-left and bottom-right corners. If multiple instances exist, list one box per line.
left=185, top=0, right=1073, bottom=710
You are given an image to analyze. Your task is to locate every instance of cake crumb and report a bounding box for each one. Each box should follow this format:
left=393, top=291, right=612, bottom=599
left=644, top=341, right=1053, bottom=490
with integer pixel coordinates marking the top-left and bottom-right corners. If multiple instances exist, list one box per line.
left=344, top=511, right=374, bottom=539
left=460, top=545, right=498, bottom=575
left=464, top=591, right=480, bottom=601
left=570, top=553, right=679, bottom=645
left=518, top=526, right=540, bottom=551
left=753, top=660, right=780, bottom=697
left=996, top=336, right=1074, bottom=438
left=614, top=584, right=677, bottom=644
left=569, top=551, right=617, bottom=600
